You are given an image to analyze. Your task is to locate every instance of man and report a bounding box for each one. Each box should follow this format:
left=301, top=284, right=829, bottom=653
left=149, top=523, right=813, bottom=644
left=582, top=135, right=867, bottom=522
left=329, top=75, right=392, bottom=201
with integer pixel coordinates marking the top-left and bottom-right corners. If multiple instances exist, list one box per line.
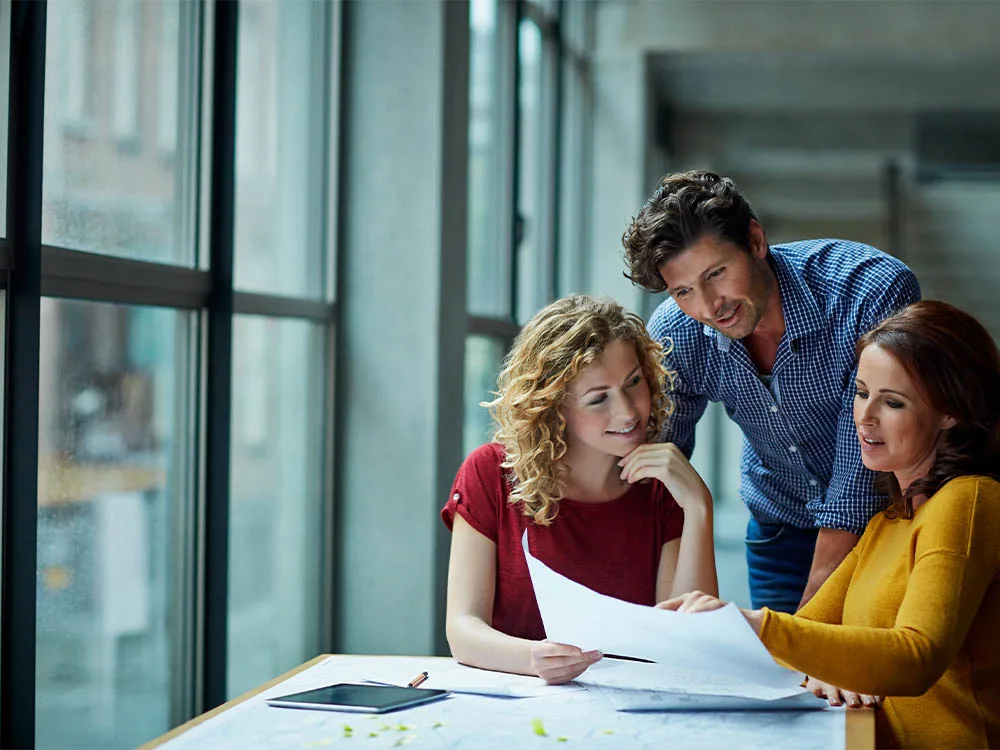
left=621, top=170, right=920, bottom=613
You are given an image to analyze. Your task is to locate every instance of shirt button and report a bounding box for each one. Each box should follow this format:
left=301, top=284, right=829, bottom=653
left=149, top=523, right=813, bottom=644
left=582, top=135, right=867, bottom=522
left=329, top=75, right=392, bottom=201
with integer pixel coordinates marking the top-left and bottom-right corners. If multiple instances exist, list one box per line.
left=770, top=405, right=779, bottom=413
left=809, top=479, right=818, bottom=487
left=788, top=445, right=797, bottom=453
left=452, top=493, right=460, bottom=501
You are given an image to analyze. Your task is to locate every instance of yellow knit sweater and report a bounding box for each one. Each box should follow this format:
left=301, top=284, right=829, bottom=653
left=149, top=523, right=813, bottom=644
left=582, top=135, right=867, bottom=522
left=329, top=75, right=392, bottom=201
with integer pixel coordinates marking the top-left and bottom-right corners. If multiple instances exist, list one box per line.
left=760, top=476, right=1000, bottom=749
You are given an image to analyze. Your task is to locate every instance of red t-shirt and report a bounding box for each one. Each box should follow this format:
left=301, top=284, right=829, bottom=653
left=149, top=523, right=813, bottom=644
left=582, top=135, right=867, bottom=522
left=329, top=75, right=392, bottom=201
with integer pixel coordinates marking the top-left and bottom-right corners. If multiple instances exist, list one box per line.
left=441, top=443, right=685, bottom=642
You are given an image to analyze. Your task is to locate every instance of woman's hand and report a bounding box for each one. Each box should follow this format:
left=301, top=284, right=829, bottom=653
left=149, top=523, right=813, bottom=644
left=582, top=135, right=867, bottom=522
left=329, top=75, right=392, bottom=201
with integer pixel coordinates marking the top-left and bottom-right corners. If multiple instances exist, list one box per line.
left=656, top=590, right=728, bottom=613
left=618, top=443, right=711, bottom=513
left=806, top=677, right=882, bottom=709
left=529, top=641, right=602, bottom=684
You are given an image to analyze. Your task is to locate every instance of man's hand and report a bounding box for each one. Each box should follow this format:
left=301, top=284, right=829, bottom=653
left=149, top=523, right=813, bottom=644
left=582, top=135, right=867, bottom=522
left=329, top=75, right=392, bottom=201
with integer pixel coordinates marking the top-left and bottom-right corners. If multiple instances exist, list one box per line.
left=618, top=443, right=712, bottom=514
left=798, top=528, right=860, bottom=609
left=806, top=676, right=882, bottom=709
left=529, top=641, right=602, bottom=684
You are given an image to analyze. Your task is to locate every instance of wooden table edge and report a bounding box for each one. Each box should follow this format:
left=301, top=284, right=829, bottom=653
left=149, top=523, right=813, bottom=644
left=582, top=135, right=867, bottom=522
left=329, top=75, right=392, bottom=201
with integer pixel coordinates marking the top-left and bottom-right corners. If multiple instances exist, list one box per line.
left=845, top=706, right=876, bottom=750
left=139, top=654, right=332, bottom=749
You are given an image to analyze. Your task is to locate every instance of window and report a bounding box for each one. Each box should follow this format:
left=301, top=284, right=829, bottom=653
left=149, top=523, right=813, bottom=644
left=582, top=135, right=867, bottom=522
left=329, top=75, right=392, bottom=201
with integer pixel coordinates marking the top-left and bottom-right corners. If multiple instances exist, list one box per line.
left=111, top=0, right=140, bottom=142
left=463, top=335, right=507, bottom=456
left=463, top=0, right=594, bottom=456
left=0, top=0, right=10, bottom=236
left=60, top=0, right=93, bottom=127
left=227, top=0, right=335, bottom=697
left=557, top=1, right=593, bottom=296
left=515, top=18, right=545, bottom=324
left=467, top=0, right=511, bottom=318
left=233, top=0, right=328, bottom=298
left=156, top=1, right=179, bottom=154
left=43, top=0, right=190, bottom=264
left=36, top=300, right=193, bottom=749
left=227, top=316, right=325, bottom=697
left=4, top=0, right=339, bottom=746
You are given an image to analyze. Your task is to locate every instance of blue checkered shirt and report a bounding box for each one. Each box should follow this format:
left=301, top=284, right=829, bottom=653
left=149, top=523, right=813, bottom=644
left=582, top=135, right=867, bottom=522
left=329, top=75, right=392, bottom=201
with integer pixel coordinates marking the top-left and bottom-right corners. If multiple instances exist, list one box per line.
left=648, top=239, right=921, bottom=534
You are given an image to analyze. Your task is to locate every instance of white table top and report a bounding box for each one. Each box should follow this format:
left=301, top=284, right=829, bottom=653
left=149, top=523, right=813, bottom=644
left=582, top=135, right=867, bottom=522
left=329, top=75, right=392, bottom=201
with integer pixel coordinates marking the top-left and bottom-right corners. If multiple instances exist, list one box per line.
left=147, top=654, right=869, bottom=750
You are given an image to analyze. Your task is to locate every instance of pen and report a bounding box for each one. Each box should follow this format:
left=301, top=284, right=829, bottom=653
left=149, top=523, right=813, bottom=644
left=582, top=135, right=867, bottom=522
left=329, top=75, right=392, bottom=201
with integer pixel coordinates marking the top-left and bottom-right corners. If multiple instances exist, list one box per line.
left=407, top=671, right=429, bottom=689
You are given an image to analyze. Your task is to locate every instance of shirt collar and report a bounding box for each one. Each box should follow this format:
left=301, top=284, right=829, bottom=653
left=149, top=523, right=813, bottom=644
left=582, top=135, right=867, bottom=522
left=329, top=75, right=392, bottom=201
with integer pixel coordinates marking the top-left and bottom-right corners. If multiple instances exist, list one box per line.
left=701, top=246, right=824, bottom=351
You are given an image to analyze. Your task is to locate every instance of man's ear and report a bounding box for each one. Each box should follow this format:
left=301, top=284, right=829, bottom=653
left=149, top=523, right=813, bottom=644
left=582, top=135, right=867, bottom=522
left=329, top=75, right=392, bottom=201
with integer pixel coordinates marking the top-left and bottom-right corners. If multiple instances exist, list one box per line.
left=748, top=219, right=768, bottom=259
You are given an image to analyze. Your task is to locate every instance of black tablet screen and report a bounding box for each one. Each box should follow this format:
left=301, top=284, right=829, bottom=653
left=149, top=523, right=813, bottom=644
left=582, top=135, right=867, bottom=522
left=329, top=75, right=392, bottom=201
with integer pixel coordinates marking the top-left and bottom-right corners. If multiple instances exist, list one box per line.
left=268, top=683, right=448, bottom=713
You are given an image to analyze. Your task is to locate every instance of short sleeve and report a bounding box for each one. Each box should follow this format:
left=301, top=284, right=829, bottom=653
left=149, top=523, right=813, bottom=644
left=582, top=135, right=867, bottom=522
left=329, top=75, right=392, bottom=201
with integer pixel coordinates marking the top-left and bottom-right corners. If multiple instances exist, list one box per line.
left=440, top=443, right=508, bottom=543
left=658, top=485, right=685, bottom=544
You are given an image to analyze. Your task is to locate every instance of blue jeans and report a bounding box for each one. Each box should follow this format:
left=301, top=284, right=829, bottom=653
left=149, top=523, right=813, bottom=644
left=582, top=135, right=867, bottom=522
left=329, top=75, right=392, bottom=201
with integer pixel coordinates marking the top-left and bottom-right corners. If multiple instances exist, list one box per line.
left=745, top=518, right=819, bottom=614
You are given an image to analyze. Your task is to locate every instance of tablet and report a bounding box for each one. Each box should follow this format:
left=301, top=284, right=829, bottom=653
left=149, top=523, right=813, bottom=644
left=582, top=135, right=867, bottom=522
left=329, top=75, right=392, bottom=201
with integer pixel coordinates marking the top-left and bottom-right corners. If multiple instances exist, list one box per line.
left=266, top=683, right=450, bottom=714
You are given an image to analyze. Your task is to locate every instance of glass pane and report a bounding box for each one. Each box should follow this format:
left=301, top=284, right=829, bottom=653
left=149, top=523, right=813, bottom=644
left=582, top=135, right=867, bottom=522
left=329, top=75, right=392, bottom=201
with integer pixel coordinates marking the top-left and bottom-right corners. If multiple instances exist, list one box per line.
left=515, top=18, right=551, bottom=324
left=557, top=52, right=588, bottom=297
left=228, top=316, right=325, bottom=697
left=42, top=0, right=190, bottom=264
left=233, top=1, right=327, bottom=297
left=0, top=0, right=9, bottom=237
left=463, top=335, right=506, bottom=456
left=467, top=0, right=510, bottom=317
left=562, top=0, right=589, bottom=55
left=690, top=403, right=751, bottom=608
left=529, top=0, right=559, bottom=19
left=37, top=300, right=190, bottom=749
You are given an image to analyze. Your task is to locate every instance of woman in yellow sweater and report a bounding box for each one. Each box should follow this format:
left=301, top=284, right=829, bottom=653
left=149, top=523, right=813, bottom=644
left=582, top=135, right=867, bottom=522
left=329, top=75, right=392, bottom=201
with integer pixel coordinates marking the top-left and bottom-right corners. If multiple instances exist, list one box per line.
left=660, top=300, right=1000, bottom=749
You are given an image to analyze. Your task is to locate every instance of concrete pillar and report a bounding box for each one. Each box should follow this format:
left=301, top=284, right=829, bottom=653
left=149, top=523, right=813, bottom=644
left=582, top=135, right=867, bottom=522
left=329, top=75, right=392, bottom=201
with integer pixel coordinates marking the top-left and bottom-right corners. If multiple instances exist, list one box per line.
left=585, top=4, right=647, bottom=311
left=334, top=0, right=468, bottom=657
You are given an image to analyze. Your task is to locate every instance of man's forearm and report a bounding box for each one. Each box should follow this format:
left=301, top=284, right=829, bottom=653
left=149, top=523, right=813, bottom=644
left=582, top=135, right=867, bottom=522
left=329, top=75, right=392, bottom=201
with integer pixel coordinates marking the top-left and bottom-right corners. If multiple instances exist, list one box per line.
left=797, top=528, right=860, bottom=610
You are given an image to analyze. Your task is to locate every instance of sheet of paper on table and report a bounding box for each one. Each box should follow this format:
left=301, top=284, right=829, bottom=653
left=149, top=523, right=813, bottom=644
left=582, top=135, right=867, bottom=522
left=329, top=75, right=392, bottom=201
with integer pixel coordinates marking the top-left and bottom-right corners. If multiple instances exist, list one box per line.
left=522, top=532, right=821, bottom=710
left=359, top=659, right=586, bottom=698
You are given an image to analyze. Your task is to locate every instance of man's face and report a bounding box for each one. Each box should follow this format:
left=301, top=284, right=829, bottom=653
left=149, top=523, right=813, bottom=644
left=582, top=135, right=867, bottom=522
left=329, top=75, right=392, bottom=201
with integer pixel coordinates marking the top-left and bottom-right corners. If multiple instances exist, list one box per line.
left=657, top=224, right=774, bottom=340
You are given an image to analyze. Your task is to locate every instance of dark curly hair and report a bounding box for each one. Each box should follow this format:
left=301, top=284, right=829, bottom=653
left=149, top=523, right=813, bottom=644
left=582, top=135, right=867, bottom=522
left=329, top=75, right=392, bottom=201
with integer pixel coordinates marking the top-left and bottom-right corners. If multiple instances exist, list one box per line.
left=856, top=300, right=1000, bottom=518
left=622, top=170, right=758, bottom=292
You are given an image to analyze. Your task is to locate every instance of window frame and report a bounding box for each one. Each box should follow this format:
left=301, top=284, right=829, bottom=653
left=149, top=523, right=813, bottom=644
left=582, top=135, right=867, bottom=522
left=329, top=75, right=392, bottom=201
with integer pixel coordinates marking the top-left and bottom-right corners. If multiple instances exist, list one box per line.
left=1, top=0, right=341, bottom=744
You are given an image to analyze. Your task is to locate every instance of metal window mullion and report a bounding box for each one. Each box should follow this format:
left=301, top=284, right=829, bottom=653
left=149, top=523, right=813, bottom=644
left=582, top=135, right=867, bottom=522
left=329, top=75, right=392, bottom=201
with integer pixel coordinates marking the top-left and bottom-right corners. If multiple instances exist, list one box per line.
left=168, top=0, right=209, bottom=727
left=1, top=3, right=46, bottom=748
left=201, top=0, right=238, bottom=713
left=510, top=0, right=523, bottom=321
left=40, top=245, right=212, bottom=308
left=546, top=10, right=562, bottom=302
left=318, top=0, right=342, bottom=657
left=232, top=291, right=334, bottom=322
left=467, top=314, right=520, bottom=340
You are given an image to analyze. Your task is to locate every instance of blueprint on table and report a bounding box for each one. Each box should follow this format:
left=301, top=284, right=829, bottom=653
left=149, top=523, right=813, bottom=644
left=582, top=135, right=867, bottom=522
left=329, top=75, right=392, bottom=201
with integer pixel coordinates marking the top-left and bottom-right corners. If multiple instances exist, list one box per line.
left=159, top=655, right=847, bottom=750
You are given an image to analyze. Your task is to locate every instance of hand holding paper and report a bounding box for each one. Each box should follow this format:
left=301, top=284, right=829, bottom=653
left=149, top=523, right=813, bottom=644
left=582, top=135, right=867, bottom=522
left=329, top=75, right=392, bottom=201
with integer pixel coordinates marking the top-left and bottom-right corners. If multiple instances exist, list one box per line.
left=521, top=531, right=819, bottom=709
left=529, top=640, right=603, bottom=685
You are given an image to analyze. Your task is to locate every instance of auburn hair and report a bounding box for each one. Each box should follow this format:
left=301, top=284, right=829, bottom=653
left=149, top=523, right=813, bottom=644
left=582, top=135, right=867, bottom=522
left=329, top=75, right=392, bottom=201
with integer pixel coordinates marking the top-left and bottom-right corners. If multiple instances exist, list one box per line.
left=856, top=300, right=1000, bottom=518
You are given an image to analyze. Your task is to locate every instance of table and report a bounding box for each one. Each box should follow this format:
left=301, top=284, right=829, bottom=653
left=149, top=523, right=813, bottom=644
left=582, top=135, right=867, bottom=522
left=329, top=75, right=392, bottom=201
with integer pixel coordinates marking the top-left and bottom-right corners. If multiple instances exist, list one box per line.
left=143, top=655, right=874, bottom=749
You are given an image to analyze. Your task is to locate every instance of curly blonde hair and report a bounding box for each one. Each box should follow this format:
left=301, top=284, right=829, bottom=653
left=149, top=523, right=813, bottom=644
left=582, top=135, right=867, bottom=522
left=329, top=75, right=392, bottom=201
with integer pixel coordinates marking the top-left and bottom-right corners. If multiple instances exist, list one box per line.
left=484, top=294, right=674, bottom=526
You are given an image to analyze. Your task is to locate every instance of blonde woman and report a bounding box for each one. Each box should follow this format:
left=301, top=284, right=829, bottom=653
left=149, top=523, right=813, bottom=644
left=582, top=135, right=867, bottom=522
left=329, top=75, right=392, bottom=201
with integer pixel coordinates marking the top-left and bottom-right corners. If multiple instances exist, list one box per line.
left=442, top=295, right=718, bottom=685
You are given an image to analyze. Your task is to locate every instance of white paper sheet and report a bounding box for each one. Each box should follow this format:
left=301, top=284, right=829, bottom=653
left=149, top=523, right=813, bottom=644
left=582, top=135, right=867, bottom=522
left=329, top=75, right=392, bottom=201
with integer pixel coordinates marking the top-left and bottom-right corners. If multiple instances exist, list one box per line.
left=522, top=531, right=811, bottom=703
left=592, top=684, right=829, bottom=712
left=360, top=659, right=585, bottom=698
